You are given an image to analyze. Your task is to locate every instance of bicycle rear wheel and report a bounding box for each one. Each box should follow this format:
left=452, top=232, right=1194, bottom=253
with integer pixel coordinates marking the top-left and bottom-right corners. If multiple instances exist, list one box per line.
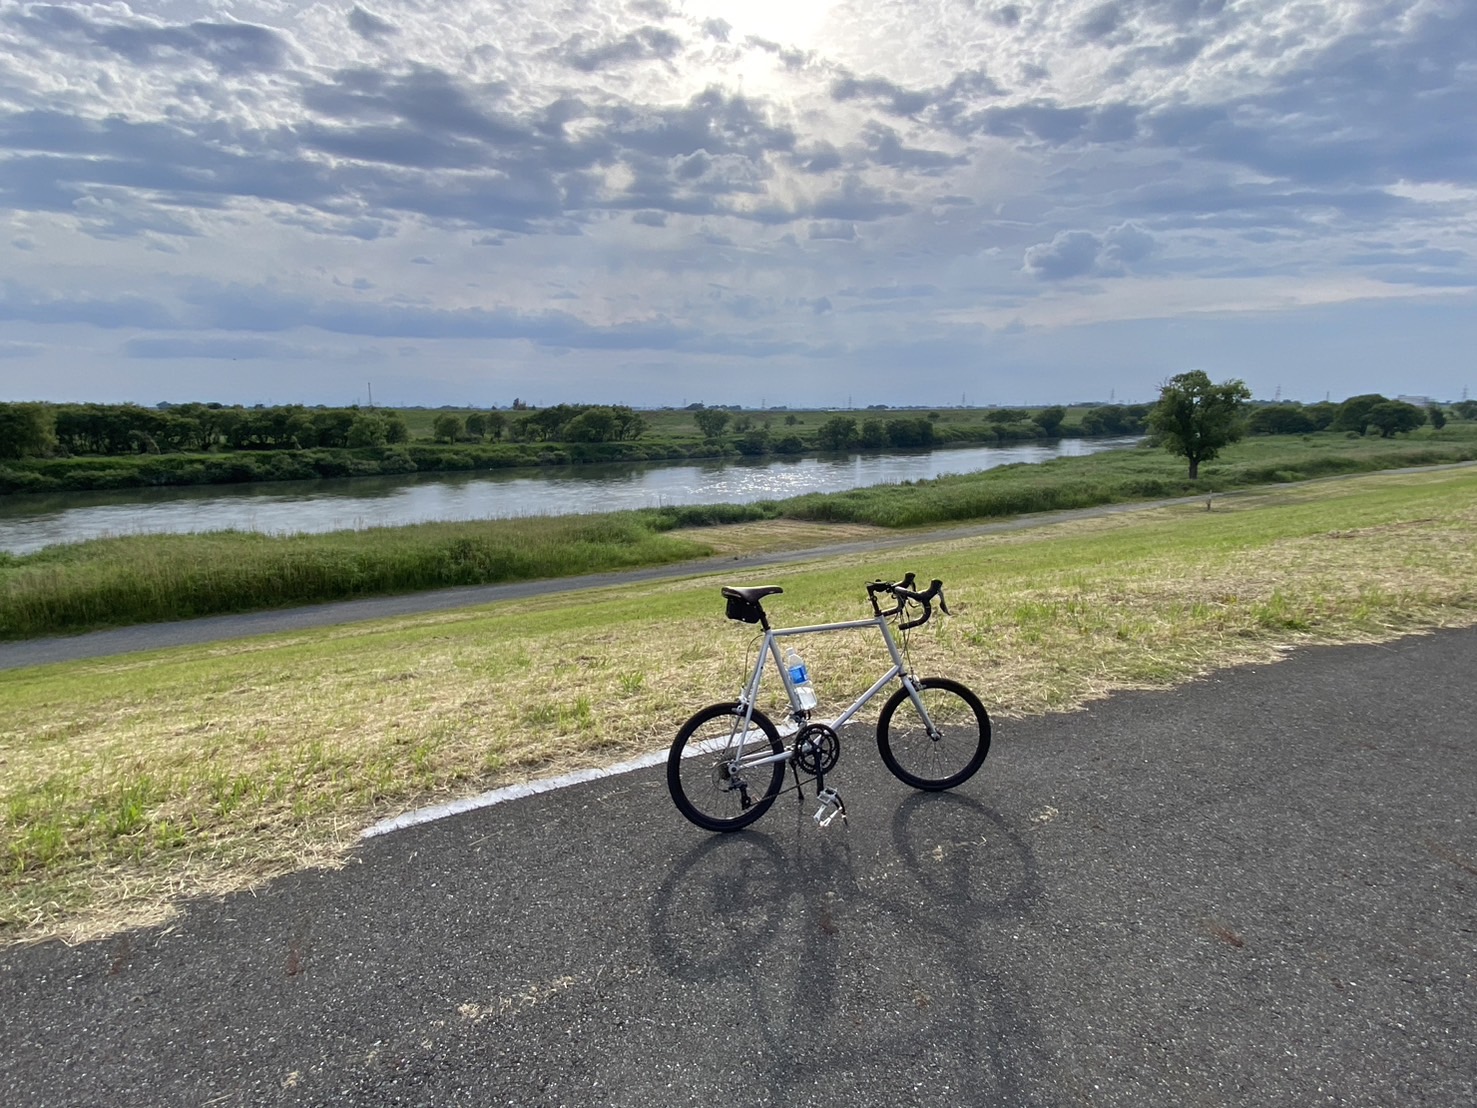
left=877, top=678, right=990, bottom=790
left=668, top=703, right=786, bottom=831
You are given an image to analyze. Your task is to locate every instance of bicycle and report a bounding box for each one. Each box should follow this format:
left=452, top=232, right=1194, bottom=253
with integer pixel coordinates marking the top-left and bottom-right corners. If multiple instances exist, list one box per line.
left=666, top=573, right=991, bottom=832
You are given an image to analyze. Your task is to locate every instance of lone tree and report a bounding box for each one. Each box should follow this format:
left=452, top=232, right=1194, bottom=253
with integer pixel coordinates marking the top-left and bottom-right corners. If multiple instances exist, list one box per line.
left=1366, top=400, right=1425, bottom=438
left=1033, top=405, right=1067, bottom=437
left=693, top=408, right=730, bottom=439
left=432, top=413, right=463, bottom=443
left=1149, top=370, right=1250, bottom=479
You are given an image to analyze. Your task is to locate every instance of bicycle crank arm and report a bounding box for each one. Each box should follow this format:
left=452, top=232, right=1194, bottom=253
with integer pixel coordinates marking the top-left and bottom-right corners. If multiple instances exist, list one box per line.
left=813, top=787, right=847, bottom=828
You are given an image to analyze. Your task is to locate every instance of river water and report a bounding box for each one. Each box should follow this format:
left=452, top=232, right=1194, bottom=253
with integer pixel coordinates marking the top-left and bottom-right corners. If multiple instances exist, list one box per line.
left=0, top=438, right=1138, bottom=554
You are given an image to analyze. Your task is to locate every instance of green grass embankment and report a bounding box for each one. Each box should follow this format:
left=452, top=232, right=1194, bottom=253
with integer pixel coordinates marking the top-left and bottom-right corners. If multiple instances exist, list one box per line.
left=3, top=431, right=1475, bottom=640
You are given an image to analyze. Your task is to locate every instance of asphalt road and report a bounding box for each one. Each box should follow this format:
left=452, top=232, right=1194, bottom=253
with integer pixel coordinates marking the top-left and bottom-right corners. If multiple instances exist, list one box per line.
left=3, top=625, right=1475, bottom=1106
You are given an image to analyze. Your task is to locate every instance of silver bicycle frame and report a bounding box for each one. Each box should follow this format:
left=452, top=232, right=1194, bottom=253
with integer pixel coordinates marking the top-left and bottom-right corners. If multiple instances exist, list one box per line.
left=719, top=608, right=933, bottom=772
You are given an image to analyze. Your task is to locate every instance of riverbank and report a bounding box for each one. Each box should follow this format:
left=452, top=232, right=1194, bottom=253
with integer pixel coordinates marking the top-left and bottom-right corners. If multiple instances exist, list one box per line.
left=0, top=437, right=1135, bottom=555
left=3, top=431, right=1475, bottom=641
left=0, top=406, right=1095, bottom=495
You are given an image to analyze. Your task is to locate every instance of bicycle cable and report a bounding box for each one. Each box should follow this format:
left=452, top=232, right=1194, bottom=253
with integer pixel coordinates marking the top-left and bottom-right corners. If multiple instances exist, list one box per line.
left=742, top=633, right=762, bottom=699
left=896, top=606, right=918, bottom=676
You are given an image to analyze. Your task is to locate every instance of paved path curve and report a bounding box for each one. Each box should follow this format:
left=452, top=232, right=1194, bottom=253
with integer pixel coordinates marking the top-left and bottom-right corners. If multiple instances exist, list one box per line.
left=3, top=626, right=1475, bottom=1106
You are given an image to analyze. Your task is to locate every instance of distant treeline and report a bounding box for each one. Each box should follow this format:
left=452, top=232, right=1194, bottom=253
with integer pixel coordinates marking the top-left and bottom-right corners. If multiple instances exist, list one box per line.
left=1, top=394, right=1459, bottom=496
left=1247, top=395, right=1469, bottom=436
left=0, top=401, right=653, bottom=460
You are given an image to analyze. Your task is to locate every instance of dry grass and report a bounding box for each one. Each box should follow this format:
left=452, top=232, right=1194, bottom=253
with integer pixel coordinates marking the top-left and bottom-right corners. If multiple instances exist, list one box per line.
left=688, top=519, right=893, bottom=555
left=3, top=467, right=1476, bottom=946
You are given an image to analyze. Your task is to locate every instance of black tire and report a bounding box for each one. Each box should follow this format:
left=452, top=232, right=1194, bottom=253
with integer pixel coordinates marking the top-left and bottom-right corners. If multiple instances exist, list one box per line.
left=668, top=703, right=786, bottom=831
left=877, top=678, right=990, bottom=790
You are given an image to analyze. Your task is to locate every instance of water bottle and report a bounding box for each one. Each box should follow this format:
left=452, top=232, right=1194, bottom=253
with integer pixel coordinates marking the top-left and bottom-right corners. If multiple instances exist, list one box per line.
left=785, top=646, right=818, bottom=710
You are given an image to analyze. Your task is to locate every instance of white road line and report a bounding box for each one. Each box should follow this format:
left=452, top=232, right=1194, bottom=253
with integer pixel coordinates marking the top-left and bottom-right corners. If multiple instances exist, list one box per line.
left=361, top=749, right=671, bottom=838
left=362, top=723, right=799, bottom=838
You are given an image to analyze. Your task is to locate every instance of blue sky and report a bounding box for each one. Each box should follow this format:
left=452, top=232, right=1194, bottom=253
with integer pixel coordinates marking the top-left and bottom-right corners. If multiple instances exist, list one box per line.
left=1, top=0, right=1473, bottom=409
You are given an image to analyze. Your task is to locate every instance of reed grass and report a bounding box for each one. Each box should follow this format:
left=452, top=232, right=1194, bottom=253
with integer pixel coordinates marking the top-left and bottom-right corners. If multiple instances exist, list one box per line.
left=0, top=514, right=712, bottom=639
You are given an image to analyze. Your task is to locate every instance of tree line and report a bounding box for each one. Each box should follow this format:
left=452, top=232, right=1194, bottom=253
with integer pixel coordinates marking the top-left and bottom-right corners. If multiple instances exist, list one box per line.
left=0, top=402, right=648, bottom=460
left=1, top=393, right=1464, bottom=466
left=0, top=402, right=415, bottom=459
left=436, top=404, right=646, bottom=444
left=1150, top=378, right=1462, bottom=479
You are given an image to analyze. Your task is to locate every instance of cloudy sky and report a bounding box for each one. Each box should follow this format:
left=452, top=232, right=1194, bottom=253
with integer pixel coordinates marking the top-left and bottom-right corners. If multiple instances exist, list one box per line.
left=1, top=0, right=1473, bottom=409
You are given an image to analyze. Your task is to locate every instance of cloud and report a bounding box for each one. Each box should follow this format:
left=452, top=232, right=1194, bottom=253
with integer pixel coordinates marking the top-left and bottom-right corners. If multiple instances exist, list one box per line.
left=960, top=101, right=1139, bottom=145
left=1139, top=5, right=1477, bottom=192
left=559, top=26, right=684, bottom=73
left=73, top=191, right=203, bottom=240
left=2, top=0, right=1475, bottom=408
left=0, top=280, right=179, bottom=329
left=347, top=6, right=398, bottom=41
left=830, top=73, right=935, bottom=116
left=1075, top=2, right=1129, bottom=44
left=859, top=123, right=962, bottom=173
left=121, top=336, right=313, bottom=360
left=79, top=280, right=820, bottom=361
left=1023, top=230, right=1102, bottom=280
left=1024, top=223, right=1160, bottom=280
left=808, top=221, right=856, bottom=241
left=6, top=4, right=293, bottom=75
left=860, top=284, right=940, bottom=300
left=830, top=67, right=1004, bottom=127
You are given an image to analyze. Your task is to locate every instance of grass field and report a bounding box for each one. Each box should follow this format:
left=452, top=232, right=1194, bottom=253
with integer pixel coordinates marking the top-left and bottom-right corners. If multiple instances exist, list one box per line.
left=5, top=429, right=1475, bottom=640
left=3, top=463, right=1476, bottom=946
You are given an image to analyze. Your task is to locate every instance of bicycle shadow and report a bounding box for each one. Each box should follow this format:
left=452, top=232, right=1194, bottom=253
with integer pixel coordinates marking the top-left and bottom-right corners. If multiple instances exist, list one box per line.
left=647, top=790, right=1044, bottom=1105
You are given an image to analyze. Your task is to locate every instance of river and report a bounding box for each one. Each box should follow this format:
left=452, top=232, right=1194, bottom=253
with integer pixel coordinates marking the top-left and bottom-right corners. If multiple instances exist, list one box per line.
left=0, top=438, right=1139, bottom=554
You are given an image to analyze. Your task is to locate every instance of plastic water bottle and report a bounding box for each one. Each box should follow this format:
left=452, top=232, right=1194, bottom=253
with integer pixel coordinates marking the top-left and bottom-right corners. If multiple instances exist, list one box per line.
left=785, top=646, right=818, bottom=710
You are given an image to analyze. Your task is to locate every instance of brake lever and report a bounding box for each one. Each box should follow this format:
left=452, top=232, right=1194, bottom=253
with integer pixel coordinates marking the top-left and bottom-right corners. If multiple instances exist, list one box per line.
left=895, top=579, right=947, bottom=631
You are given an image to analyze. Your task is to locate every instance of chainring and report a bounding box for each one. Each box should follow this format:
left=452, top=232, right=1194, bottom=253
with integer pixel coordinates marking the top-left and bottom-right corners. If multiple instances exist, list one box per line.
left=793, top=723, right=841, bottom=777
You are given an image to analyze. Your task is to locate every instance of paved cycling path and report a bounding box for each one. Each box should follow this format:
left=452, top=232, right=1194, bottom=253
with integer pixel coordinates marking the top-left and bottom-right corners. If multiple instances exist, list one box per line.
left=4, top=626, right=1475, bottom=1106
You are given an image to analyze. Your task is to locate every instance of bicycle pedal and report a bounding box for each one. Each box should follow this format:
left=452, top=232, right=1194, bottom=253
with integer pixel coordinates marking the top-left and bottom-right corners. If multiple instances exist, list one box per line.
left=813, top=787, right=846, bottom=828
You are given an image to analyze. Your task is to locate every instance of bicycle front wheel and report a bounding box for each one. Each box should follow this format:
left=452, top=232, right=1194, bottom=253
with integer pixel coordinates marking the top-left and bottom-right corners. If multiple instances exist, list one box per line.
left=668, top=703, right=786, bottom=831
left=877, top=678, right=990, bottom=791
